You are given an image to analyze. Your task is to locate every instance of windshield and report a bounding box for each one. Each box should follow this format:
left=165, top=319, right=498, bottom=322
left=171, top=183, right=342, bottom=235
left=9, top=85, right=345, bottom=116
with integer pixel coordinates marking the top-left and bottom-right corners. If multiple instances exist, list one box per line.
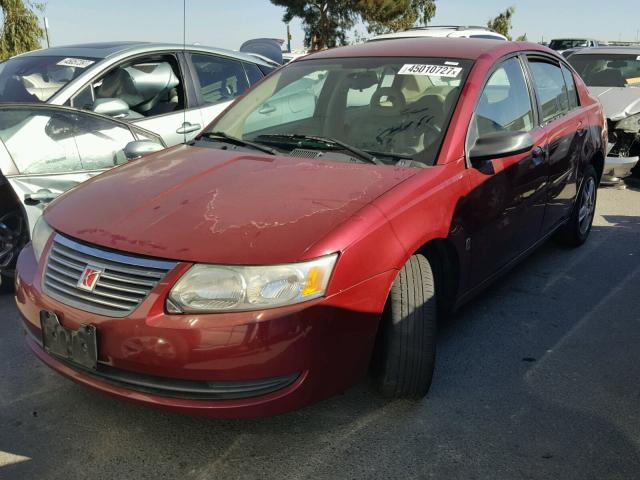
left=549, top=39, right=589, bottom=50
left=209, top=56, right=472, bottom=166
left=0, top=55, right=98, bottom=103
left=569, top=53, right=640, bottom=87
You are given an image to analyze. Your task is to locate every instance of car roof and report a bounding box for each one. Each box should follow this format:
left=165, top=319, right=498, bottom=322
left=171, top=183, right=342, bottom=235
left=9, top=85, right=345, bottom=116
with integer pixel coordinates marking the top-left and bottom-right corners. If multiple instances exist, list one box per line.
left=303, top=37, right=550, bottom=62
left=570, top=46, right=640, bottom=56
left=370, top=27, right=507, bottom=42
left=14, top=41, right=270, bottom=66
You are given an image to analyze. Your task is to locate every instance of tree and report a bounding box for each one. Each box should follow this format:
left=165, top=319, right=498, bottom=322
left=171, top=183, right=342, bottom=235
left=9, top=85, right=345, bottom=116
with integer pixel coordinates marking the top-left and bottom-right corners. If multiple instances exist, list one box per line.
left=487, top=6, right=514, bottom=41
left=271, top=0, right=429, bottom=50
left=515, top=33, right=527, bottom=42
left=0, top=0, right=43, bottom=60
left=364, top=0, right=436, bottom=34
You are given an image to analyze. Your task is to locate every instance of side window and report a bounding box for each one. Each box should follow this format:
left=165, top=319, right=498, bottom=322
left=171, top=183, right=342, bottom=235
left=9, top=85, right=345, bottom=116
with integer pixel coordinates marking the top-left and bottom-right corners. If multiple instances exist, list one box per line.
left=472, top=57, right=534, bottom=138
left=0, top=107, right=138, bottom=174
left=71, top=84, right=94, bottom=109
left=561, top=64, right=579, bottom=109
left=191, top=54, right=249, bottom=105
left=72, top=114, right=137, bottom=170
left=0, top=109, right=82, bottom=174
left=528, top=60, right=570, bottom=123
left=82, top=55, right=184, bottom=119
left=243, top=62, right=264, bottom=86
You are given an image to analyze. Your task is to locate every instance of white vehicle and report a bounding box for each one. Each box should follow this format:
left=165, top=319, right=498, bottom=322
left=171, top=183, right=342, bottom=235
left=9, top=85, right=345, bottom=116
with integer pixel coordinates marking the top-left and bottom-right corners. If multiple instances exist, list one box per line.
left=369, top=26, right=507, bottom=42
left=0, top=42, right=275, bottom=147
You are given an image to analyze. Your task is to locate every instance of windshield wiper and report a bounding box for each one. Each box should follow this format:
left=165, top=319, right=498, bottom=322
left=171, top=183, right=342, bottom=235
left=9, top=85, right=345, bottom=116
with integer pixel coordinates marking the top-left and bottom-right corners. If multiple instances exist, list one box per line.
left=255, top=134, right=384, bottom=165
left=199, top=131, right=277, bottom=155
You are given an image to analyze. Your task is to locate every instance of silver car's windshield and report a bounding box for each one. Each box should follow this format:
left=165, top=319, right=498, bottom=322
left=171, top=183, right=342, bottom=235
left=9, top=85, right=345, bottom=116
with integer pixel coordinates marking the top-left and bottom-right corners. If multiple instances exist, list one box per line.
left=209, top=57, right=472, bottom=166
left=569, top=53, right=640, bottom=88
left=0, top=55, right=99, bottom=103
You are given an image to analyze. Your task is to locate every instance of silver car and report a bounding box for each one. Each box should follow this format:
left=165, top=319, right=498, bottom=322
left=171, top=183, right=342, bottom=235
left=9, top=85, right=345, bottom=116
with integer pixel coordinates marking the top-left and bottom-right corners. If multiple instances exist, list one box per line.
left=0, top=103, right=165, bottom=289
left=568, top=46, right=640, bottom=182
left=0, top=42, right=275, bottom=146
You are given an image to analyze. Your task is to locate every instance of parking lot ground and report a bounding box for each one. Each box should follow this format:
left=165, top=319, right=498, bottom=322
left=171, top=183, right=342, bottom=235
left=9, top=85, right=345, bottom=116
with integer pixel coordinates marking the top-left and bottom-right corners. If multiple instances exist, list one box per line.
left=1, top=185, right=639, bottom=480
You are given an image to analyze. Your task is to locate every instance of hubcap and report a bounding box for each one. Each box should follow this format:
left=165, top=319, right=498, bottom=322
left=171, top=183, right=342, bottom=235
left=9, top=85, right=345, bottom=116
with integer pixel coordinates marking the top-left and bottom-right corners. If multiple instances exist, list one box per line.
left=578, top=177, right=596, bottom=235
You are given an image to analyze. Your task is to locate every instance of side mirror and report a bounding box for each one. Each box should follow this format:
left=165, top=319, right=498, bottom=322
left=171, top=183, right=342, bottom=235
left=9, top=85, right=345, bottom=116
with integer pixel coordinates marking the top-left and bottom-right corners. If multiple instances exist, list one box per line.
left=124, top=140, right=164, bottom=161
left=469, top=131, right=534, bottom=168
left=92, top=98, right=130, bottom=118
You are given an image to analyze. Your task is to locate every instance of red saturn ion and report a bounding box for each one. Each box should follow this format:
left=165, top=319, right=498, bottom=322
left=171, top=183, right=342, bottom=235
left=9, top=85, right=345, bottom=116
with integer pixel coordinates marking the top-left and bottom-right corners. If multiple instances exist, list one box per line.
left=15, top=39, right=605, bottom=418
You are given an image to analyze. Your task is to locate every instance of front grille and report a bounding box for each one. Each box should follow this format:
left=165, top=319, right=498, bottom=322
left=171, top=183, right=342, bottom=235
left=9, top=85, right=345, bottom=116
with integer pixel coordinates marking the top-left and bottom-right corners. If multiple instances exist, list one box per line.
left=43, top=235, right=177, bottom=317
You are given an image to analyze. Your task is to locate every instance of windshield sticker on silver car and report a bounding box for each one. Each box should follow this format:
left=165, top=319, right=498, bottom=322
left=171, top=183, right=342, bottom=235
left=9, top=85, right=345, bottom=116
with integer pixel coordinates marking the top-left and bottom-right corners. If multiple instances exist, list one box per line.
left=57, top=58, right=95, bottom=69
left=398, top=64, right=462, bottom=78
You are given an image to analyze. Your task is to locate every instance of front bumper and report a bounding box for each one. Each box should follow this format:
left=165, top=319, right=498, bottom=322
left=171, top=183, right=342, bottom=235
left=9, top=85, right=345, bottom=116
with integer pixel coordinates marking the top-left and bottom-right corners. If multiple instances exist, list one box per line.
left=16, top=245, right=394, bottom=418
left=603, top=155, right=638, bottom=180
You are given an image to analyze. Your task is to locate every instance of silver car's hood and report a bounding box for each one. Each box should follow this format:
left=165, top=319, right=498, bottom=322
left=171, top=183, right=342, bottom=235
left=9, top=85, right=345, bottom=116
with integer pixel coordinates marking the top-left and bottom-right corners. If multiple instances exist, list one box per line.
left=588, top=86, right=640, bottom=121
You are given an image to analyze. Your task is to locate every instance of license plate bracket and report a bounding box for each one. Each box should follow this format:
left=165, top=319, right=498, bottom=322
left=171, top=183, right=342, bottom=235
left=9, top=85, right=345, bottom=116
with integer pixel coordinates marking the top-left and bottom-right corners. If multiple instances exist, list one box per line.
left=40, top=311, right=98, bottom=370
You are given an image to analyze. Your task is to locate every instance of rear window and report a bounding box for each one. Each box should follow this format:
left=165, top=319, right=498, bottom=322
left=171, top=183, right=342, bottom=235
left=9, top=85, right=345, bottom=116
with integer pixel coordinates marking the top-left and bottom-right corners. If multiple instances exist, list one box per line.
left=0, top=55, right=99, bottom=103
left=569, top=53, right=640, bottom=87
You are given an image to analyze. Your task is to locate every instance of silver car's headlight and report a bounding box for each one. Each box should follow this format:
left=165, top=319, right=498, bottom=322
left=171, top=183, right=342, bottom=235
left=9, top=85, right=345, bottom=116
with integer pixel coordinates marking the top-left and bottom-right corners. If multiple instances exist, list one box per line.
left=616, top=113, right=640, bottom=132
left=167, top=254, right=338, bottom=313
left=32, top=216, right=54, bottom=263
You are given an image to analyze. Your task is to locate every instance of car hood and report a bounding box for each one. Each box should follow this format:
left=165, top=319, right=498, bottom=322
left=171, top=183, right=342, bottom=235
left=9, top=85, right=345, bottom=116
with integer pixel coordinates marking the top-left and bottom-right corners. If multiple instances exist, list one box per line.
left=588, top=86, right=640, bottom=121
left=44, top=145, right=418, bottom=265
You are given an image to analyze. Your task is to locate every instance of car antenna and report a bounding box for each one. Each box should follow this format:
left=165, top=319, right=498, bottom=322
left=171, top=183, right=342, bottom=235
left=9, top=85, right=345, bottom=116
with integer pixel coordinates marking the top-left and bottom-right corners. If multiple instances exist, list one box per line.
left=182, top=0, right=187, bottom=145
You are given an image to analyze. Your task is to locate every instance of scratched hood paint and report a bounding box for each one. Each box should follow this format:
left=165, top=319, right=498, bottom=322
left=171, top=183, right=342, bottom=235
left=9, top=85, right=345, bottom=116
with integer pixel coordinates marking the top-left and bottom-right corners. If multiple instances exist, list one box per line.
left=44, top=145, right=417, bottom=264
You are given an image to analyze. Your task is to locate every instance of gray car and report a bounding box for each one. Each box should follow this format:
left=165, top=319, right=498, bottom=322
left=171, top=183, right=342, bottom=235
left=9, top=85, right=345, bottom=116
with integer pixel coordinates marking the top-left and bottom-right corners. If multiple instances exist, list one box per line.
left=0, top=103, right=167, bottom=289
left=569, top=46, right=640, bottom=182
left=0, top=42, right=274, bottom=146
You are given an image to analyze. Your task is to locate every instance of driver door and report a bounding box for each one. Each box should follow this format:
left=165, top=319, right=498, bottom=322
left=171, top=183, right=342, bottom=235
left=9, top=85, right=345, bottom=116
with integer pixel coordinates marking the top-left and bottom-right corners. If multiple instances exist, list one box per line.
left=0, top=104, right=164, bottom=232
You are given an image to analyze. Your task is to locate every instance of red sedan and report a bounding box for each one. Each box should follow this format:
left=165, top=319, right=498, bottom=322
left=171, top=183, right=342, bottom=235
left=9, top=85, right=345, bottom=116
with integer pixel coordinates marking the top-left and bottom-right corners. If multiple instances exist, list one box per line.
left=15, top=38, right=606, bottom=418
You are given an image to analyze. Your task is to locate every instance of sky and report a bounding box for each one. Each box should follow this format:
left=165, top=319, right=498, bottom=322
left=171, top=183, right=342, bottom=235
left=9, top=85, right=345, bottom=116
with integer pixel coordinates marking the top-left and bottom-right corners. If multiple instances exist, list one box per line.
left=40, top=0, right=640, bottom=51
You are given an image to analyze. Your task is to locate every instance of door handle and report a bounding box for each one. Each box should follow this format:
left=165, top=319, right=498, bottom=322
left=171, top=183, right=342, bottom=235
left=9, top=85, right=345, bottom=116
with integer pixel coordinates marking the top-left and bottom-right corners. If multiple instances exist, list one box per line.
left=532, top=146, right=546, bottom=165
left=176, top=122, right=201, bottom=135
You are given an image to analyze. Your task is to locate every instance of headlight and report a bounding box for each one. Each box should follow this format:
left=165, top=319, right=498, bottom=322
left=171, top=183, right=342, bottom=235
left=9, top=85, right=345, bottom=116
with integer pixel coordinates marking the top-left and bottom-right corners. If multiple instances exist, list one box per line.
left=617, top=113, right=640, bottom=132
left=32, top=216, right=54, bottom=263
left=167, top=254, right=338, bottom=313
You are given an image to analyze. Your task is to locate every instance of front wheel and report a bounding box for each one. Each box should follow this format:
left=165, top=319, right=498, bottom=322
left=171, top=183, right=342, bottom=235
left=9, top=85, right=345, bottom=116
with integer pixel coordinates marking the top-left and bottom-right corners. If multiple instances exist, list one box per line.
left=555, top=165, right=598, bottom=247
left=372, top=254, right=437, bottom=398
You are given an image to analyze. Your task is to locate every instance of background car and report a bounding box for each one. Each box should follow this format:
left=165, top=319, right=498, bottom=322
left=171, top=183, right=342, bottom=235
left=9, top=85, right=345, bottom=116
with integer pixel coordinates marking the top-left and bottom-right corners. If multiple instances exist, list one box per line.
left=549, top=38, right=605, bottom=55
left=0, top=103, right=164, bottom=289
left=369, top=25, right=507, bottom=42
left=0, top=42, right=274, bottom=146
left=568, top=46, right=640, bottom=181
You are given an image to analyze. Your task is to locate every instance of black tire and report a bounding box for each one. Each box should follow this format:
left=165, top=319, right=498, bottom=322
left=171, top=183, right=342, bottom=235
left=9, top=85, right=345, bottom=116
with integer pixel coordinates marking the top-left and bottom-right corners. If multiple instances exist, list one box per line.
left=555, top=165, right=598, bottom=247
left=373, top=254, right=437, bottom=398
left=0, top=273, right=13, bottom=294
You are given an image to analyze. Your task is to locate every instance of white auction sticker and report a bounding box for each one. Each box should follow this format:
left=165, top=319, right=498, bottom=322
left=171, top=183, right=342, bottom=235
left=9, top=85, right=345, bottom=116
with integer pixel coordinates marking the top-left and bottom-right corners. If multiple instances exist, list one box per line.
left=57, top=58, right=95, bottom=68
left=398, top=64, right=462, bottom=78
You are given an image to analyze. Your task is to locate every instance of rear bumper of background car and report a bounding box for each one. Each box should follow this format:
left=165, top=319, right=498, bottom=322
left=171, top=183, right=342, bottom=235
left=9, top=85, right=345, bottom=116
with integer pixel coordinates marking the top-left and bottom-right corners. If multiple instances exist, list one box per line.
left=15, top=245, right=395, bottom=418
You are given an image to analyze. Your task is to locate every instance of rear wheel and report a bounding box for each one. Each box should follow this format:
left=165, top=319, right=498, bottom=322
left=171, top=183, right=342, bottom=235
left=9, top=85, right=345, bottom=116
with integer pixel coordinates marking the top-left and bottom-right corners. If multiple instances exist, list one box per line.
left=373, top=254, right=437, bottom=398
left=555, top=165, right=598, bottom=247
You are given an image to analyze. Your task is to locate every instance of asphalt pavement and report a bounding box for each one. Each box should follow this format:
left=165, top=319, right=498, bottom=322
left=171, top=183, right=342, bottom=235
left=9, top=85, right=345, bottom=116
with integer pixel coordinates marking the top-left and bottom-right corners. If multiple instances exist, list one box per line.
left=1, top=185, right=639, bottom=480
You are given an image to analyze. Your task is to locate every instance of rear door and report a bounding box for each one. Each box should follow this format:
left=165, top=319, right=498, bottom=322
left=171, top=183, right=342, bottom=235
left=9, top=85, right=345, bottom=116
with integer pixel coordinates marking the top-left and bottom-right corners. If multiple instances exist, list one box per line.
left=525, top=56, right=586, bottom=232
left=0, top=105, right=163, bottom=232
